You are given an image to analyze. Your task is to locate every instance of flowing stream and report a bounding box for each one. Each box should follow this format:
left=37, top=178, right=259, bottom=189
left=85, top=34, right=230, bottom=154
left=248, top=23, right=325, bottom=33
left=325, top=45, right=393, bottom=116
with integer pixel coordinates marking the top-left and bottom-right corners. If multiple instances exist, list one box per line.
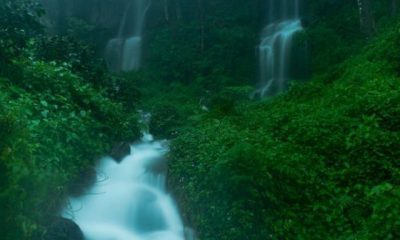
left=254, top=0, right=303, bottom=97
left=63, top=112, right=192, bottom=240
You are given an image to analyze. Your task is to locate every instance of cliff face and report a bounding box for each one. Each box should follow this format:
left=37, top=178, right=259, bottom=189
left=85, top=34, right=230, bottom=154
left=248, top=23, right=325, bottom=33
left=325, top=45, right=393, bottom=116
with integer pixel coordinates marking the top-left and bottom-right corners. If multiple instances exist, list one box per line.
left=38, top=0, right=131, bottom=33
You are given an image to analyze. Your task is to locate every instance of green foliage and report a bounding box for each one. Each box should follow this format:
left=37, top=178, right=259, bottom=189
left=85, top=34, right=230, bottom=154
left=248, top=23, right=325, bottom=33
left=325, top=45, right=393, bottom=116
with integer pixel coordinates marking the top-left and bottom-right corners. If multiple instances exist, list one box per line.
left=34, top=35, right=109, bottom=86
left=305, top=0, right=399, bottom=75
left=0, top=58, right=140, bottom=239
left=0, top=0, right=44, bottom=66
left=0, top=2, right=141, bottom=239
left=146, top=0, right=259, bottom=88
left=2, top=0, right=400, bottom=240
left=168, top=22, right=400, bottom=240
left=134, top=79, right=201, bottom=139
left=208, top=86, right=253, bottom=115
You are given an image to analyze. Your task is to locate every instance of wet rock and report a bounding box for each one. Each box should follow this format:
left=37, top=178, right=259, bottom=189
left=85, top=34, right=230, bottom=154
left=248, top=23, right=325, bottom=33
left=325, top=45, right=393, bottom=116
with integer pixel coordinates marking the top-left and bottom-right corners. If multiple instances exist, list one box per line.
left=67, top=167, right=97, bottom=197
left=147, top=160, right=167, bottom=175
left=110, top=142, right=131, bottom=163
left=44, top=217, right=84, bottom=240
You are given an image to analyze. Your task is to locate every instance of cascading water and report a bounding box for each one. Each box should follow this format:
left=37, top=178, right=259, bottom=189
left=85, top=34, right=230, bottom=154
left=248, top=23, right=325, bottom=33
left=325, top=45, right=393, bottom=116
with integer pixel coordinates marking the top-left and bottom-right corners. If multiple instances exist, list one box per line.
left=105, top=0, right=151, bottom=72
left=62, top=112, right=193, bottom=240
left=254, top=0, right=303, bottom=97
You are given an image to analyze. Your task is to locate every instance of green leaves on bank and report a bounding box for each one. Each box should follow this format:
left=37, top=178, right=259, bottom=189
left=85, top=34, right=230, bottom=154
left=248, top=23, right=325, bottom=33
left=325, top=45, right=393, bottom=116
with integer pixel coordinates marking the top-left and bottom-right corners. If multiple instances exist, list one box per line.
left=168, top=22, right=400, bottom=240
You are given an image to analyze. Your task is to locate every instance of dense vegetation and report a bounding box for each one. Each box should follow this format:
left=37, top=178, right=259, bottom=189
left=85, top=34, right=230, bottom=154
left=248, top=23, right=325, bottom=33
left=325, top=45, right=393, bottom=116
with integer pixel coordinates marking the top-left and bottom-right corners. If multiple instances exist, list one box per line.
left=1, top=0, right=400, bottom=239
left=169, top=27, right=400, bottom=239
left=165, top=1, right=400, bottom=240
left=0, top=1, right=140, bottom=238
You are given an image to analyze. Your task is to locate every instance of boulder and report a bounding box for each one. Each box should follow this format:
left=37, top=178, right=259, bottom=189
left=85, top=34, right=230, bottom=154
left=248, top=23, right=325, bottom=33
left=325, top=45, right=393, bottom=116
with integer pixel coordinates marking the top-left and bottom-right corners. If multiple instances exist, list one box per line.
left=44, top=217, right=84, bottom=240
left=110, top=142, right=131, bottom=163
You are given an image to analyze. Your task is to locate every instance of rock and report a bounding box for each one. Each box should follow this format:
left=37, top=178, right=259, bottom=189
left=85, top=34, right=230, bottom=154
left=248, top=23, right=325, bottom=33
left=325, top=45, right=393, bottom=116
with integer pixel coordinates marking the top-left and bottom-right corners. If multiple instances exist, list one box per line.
left=110, top=142, right=131, bottom=163
left=44, top=217, right=84, bottom=240
left=67, top=167, right=97, bottom=197
left=147, top=160, right=167, bottom=175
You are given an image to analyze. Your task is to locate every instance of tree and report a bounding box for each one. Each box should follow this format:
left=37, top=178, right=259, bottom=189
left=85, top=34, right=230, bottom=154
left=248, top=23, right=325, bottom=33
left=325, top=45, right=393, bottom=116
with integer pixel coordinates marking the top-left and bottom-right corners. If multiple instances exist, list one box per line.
left=357, top=0, right=377, bottom=38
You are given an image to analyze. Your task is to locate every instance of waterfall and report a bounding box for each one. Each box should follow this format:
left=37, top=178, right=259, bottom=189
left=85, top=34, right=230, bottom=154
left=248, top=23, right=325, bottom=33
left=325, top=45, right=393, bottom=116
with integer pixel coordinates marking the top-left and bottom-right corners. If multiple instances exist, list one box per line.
left=62, top=112, right=194, bottom=240
left=254, top=0, right=303, bottom=98
left=105, top=0, right=151, bottom=72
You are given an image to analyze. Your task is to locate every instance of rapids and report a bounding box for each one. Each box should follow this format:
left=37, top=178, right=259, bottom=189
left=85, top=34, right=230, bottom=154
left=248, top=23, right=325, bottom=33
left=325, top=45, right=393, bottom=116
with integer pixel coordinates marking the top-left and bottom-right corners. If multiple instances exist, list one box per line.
left=63, top=113, right=192, bottom=240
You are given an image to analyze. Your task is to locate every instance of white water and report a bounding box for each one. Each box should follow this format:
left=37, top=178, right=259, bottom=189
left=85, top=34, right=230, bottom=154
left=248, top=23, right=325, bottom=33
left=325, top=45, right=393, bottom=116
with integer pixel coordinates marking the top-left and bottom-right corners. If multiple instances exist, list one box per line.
left=105, top=0, right=151, bottom=72
left=254, top=0, right=303, bottom=97
left=63, top=112, right=192, bottom=240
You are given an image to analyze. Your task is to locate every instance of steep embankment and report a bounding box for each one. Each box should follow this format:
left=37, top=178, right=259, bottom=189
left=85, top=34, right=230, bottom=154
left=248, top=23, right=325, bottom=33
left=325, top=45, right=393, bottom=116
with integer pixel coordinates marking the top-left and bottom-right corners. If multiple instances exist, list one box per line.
left=168, top=23, right=400, bottom=240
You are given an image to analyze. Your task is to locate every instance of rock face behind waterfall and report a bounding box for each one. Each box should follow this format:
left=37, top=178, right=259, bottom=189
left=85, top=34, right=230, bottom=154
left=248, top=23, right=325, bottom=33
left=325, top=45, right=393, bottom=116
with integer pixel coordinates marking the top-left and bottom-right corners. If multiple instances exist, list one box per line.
left=38, top=0, right=130, bottom=32
left=104, top=0, right=151, bottom=72
left=38, top=0, right=151, bottom=72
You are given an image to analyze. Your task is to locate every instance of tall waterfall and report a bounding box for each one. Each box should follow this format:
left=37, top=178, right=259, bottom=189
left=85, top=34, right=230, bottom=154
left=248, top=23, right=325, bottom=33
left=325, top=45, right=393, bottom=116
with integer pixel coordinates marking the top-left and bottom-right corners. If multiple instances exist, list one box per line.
left=105, top=0, right=151, bottom=72
left=255, top=0, right=303, bottom=97
left=62, top=112, right=194, bottom=240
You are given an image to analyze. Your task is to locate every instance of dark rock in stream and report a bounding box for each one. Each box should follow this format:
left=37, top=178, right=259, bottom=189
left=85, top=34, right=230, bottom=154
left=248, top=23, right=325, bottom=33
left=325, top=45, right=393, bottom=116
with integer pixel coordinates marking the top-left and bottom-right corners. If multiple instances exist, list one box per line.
left=147, top=159, right=167, bottom=175
left=44, top=217, right=84, bottom=240
left=110, top=142, right=131, bottom=163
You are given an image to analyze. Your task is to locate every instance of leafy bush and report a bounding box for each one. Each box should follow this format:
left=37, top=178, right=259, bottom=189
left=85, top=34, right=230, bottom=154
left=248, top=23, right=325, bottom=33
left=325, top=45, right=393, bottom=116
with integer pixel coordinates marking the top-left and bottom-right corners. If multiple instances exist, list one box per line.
left=168, top=22, right=400, bottom=240
left=0, top=0, right=44, bottom=67
left=0, top=58, right=140, bottom=239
